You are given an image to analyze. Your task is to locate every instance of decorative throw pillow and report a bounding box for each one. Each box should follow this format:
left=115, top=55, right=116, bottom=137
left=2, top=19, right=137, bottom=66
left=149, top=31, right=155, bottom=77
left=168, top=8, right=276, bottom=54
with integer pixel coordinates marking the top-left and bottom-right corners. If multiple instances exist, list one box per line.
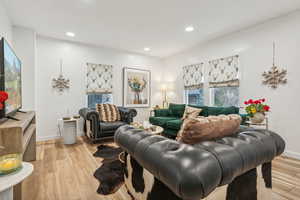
left=181, top=106, right=202, bottom=120
left=176, top=114, right=242, bottom=144
left=96, top=104, right=121, bottom=122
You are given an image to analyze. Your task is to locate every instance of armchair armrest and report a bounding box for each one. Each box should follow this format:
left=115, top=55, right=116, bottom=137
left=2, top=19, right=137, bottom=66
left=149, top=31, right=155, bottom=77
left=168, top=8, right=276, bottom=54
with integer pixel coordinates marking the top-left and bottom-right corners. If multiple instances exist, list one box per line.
left=79, top=108, right=100, bottom=139
left=153, top=109, right=170, bottom=117
left=118, top=107, right=137, bottom=123
left=79, top=108, right=99, bottom=120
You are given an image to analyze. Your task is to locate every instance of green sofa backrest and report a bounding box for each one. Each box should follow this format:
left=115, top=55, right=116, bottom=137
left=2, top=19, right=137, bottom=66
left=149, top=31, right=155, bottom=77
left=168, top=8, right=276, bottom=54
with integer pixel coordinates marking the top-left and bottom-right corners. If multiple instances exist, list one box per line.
left=168, top=103, right=186, bottom=118
left=189, top=105, right=239, bottom=117
left=206, top=106, right=239, bottom=116
left=187, top=104, right=240, bottom=117
left=165, top=103, right=240, bottom=118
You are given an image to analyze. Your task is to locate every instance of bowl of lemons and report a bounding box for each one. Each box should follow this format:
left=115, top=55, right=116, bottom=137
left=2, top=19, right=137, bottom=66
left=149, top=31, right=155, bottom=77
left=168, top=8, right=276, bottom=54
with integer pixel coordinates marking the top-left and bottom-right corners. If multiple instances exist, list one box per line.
left=0, top=153, right=22, bottom=176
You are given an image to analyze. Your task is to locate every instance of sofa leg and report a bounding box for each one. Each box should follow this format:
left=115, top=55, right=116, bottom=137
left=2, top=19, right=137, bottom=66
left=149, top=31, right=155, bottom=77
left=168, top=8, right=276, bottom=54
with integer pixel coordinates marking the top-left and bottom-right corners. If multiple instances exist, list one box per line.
left=226, top=168, right=257, bottom=200
left=262, top=162, right=272, bottom=188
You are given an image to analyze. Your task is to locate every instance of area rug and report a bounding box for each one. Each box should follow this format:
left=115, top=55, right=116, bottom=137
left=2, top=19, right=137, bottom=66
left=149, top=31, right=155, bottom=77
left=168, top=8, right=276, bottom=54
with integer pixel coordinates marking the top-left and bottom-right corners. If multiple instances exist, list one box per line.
left=93, top=145, right=123, bottom=163
left=93, top=145, right=125, bottom=195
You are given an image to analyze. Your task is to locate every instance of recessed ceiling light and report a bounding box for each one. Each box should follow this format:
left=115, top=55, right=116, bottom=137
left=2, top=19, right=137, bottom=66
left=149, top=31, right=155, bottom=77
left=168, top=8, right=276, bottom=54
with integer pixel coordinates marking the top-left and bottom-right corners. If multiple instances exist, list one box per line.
left=185, top=26, right=195, bottom=32
left=144, top=47, right=151, bottom=51
left=66, top=32, right=75, bottom=37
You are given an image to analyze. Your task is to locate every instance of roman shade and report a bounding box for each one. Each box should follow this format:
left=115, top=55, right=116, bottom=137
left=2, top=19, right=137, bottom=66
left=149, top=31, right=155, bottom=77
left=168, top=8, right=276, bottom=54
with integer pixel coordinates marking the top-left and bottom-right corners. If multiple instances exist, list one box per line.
left=183, top=63, right=204, bottom=90
left=86, top=63, right=113, bottom=94
left=208, top=55, right=239, bottom=88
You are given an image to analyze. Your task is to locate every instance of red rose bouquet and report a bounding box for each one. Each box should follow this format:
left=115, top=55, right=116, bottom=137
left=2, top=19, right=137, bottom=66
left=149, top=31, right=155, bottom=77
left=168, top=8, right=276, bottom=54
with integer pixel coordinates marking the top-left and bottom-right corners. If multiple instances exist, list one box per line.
left=244, top=98, right=270, bottom=117
left=0, top=91, right=8, bottom=110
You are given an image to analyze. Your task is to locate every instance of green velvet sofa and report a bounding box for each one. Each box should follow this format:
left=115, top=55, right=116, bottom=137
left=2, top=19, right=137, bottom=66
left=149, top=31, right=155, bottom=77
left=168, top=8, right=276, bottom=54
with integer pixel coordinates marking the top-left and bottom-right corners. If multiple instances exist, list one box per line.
left=149, top=103, right=247, bottom=138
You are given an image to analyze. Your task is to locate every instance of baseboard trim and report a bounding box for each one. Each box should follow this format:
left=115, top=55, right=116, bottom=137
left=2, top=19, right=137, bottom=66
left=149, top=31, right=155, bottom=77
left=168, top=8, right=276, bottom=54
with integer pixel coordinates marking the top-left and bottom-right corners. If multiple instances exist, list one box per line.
left=37, top=131, right=84, bottom=142
left=37, top=135, right=61, bottom=142
left=283, top=150, right=300, bottom=160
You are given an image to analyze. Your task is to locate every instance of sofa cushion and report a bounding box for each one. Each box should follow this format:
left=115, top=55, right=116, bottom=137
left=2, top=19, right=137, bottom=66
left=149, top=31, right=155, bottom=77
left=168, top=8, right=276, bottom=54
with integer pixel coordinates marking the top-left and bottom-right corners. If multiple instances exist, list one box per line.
left=207, top=106, right=239, bottom=116
left=177, top=114, right=242, bottom=144
left=149, top=117, right=177, bottom=127
left=182, top=106, right=202, bottom=120
left=163, top=129, right=179, bottom=137
left=169, top=103, right=186, bottom=118
left=100, top=121, right=127, bottom=131
left=189, top=105, right=209, bottom=117
left=166, top=119, right=183, bottom=130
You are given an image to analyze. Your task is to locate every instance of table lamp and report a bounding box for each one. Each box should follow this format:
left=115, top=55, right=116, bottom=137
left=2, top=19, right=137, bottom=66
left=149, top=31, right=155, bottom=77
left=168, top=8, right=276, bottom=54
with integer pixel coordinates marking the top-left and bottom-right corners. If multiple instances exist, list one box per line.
left=161, top=84, right=169, bottom=108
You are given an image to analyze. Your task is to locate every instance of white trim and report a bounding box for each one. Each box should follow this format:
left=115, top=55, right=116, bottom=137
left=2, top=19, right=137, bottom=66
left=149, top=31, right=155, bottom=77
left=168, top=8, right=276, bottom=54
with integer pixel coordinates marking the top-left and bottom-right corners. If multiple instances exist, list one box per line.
left=37, top=135, right=61, bottom=142
left=37, top=131, right=84, bottom=142
left=183, top=90, right=187, bottom=104
left=283, top=150, right=300, bottom=160
left=209, top=88, right=215, bottom=106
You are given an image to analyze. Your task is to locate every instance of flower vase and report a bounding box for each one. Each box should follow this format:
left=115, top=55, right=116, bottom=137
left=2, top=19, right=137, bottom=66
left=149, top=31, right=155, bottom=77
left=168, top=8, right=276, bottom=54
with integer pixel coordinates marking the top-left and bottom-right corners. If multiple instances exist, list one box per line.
left=250, top=112, right=265, bottom=124
left=133, top=92, right=141, bottom=104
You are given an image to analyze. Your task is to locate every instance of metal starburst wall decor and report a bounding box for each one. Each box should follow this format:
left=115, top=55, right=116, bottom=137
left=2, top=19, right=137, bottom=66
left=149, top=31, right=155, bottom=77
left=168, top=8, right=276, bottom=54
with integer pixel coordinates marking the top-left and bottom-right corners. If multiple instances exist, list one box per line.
left=262, top=42, right=287, bottom=89
left=52, top=59, right=70, bottom=92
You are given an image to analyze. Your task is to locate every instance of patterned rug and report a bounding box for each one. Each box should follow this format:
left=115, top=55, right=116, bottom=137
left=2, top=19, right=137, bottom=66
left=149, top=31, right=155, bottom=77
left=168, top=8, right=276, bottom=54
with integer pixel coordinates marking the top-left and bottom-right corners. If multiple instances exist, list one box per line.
left=93, top=145, right=125, bottom=195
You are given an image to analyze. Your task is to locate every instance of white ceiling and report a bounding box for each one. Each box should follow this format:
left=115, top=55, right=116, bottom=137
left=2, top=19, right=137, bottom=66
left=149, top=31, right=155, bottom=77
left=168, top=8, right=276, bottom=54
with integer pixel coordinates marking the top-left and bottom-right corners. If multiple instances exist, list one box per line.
left=3, top=0, right=300, bottom=58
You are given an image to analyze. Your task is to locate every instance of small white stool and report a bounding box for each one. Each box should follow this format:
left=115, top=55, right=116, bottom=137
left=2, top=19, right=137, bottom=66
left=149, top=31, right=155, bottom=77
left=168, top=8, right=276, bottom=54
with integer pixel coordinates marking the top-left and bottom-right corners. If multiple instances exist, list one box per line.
left=58, top=118, right=78, bottom=144
left=0, top=162, right=33, bottom=200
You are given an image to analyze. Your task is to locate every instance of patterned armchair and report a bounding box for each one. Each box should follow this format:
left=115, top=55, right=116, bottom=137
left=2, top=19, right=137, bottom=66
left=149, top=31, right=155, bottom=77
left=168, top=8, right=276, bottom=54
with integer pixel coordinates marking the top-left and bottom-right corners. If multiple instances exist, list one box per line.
left=79, top=107, right=137, bottom=142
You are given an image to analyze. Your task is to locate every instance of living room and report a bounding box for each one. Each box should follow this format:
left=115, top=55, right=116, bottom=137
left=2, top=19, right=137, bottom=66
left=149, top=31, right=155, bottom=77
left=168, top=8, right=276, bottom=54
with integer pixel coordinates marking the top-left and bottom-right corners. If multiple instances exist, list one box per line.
left=0, top=0, right=299, bottom=200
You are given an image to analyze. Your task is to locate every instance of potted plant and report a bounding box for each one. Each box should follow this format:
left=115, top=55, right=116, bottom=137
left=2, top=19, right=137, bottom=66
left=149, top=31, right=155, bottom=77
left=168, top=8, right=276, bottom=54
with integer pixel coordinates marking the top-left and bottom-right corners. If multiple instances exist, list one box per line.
left=244, top=98, right=270, bottom=123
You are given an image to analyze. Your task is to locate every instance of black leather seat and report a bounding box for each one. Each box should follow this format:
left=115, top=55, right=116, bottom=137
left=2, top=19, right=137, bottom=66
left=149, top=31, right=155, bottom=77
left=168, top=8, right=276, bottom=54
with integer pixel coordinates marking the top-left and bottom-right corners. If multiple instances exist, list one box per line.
left=115, top=125, right=285, bottom=200
left=100, top=121, right=127, bottom=131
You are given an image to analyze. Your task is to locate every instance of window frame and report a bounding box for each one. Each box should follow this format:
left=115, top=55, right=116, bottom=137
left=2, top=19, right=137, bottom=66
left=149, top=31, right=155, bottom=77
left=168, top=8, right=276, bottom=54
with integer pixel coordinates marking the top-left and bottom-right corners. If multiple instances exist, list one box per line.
left=184, top=88, right=205, bottom=106
left=87, top=93, right=113, bottom=108
left=209, top=86, right=239, bottom=107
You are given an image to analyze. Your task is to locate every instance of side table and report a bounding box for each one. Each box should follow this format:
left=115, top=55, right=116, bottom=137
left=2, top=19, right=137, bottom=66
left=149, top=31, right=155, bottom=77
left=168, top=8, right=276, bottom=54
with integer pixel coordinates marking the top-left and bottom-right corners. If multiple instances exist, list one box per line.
left=0, top=162, right=33, bottom=200
left=246, top=117, right=269, bottom=130
left=58, top=118, right=78, bottom=144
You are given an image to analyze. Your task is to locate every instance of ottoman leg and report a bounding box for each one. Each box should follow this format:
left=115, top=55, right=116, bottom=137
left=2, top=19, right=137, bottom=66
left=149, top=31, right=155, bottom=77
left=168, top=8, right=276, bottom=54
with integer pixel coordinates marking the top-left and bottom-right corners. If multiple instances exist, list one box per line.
left=226, top=168, right=257, bottom=200
left=262, top=162, right=272, bottom=188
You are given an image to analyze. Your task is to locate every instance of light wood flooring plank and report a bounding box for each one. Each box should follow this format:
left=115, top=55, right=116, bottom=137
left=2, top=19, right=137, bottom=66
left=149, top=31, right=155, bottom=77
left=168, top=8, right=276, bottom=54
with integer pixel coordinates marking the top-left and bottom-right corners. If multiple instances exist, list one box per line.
left=23, top=137, right=300, bottom=200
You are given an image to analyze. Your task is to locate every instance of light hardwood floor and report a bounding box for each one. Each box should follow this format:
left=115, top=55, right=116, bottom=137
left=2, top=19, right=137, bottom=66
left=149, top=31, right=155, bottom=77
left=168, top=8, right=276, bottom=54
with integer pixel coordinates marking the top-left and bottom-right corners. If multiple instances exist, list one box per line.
left=23, top=137, right=300, bottom=200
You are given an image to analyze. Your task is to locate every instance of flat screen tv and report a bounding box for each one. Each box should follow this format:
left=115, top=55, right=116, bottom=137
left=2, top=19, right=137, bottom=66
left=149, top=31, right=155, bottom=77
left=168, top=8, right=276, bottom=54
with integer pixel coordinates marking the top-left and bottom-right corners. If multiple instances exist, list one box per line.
left=0, top=38, right=22, bottom=118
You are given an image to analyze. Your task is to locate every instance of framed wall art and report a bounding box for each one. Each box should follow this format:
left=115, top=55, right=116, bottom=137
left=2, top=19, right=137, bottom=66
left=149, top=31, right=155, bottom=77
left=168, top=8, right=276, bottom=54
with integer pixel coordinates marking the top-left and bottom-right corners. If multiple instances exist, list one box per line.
left=123, top=67, right=151, bottom=108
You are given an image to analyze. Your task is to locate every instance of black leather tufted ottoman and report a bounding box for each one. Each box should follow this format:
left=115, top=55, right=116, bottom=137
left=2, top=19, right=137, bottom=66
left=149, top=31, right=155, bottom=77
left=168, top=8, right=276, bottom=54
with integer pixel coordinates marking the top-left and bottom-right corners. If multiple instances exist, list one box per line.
left=115, top=125, right=285, bottom=200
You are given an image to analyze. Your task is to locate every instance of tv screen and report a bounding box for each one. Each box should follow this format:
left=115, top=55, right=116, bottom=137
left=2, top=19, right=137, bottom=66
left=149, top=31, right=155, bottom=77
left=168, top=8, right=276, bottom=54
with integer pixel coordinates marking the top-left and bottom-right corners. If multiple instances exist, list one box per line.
left=0, top=38, right=22, bottom=116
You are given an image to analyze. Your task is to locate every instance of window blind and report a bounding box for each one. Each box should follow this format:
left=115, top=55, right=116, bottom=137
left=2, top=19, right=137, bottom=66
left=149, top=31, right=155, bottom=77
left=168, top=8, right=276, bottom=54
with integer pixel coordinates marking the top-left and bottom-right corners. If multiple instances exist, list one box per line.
left=208, top=55, right=239, bottom=88
left=86, top=63, right=113, bottom=94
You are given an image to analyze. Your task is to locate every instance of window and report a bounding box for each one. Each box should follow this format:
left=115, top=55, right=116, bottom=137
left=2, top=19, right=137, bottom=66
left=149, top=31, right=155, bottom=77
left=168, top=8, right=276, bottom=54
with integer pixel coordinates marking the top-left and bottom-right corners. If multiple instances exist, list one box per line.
left=185, top=88, right=204, bottom=106
left=210, top=86, right=239, bottom=107
left=88, top=94, right=113, bottom=108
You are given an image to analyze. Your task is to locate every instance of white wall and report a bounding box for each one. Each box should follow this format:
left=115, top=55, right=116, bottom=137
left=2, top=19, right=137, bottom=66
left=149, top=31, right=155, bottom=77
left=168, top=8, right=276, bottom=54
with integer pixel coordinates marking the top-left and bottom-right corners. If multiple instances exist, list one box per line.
left=36, top=36, right=163, bottom=141
left=13, top=26, right=36, bottom=111
left=163, top=11, right=300, bottom=159
left=0, top=1, right=12, bottom=43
